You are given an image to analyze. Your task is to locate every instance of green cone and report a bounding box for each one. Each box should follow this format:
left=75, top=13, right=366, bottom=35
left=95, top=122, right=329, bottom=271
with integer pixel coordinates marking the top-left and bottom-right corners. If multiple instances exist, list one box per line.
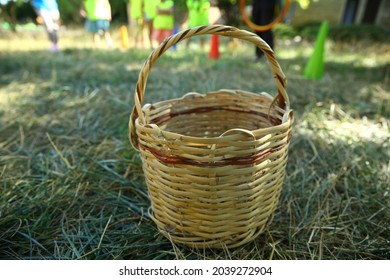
left=304, top=21, right=329, bottom=80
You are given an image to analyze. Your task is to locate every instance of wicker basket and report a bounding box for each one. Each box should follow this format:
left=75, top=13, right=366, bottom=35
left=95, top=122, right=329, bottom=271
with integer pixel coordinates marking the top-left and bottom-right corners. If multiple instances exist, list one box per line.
left=129, top=25, right=293, bottom=248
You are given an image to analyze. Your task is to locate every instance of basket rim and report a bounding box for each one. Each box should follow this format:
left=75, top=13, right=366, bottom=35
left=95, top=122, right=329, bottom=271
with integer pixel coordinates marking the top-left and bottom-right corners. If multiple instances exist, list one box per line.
left=135, top=111, right=293, bottom=144
left=129, top=25, right=291, bottom=150
left=135, top=89, right=293, bottom=145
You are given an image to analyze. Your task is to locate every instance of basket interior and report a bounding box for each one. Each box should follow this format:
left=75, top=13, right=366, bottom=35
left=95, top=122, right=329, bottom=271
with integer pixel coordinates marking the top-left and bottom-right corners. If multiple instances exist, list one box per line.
left=143, top=90, right=284, bottom=138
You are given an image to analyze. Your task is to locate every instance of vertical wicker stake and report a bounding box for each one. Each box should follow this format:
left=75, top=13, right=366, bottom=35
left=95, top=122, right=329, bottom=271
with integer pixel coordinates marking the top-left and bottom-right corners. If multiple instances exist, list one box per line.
left=129, top=25, right=293, bottom=248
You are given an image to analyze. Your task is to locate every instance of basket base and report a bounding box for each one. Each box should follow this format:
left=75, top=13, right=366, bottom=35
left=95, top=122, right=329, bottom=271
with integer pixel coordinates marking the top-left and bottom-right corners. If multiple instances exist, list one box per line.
left=148, top=205, right=277, bottom=249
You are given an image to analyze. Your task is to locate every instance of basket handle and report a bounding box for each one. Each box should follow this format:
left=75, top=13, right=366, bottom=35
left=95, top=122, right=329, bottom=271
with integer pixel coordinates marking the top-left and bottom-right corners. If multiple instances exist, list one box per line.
left=129, top=25, right=289, bottom=149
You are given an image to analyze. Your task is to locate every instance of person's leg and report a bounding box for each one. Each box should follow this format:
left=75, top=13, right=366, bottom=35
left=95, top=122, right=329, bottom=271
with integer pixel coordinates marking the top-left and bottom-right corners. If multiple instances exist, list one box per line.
left=258, top=1, right=275, bottom=49
left=134, top=18, right=144, bottom=48
left=145, top=19, right=154, bottom=49
left=35, top=9, right=60, bottom=50
left=199, top=37, right=206, bottom=50
left=252, top=0, right=276, bottom=59
left=100, top=20, right=113, bottom=48
left=93, top=32, right=100, bottom=46
left=104, top=31, right=113, bottom=48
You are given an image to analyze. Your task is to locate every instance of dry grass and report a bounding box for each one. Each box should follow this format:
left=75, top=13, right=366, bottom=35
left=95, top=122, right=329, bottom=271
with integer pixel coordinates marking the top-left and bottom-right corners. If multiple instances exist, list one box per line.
left=0, top=26, right=389, bottom=259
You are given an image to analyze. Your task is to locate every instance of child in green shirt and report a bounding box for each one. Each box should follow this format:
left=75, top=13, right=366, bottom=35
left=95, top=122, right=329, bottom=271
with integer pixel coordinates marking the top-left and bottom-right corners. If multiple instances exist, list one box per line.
left=186, top=0, right=210, bottom=49
left=81, top=0, right=113, bottom=48
left=187, top=0, right=210, bottom=28
left=144, top=0, right=157, bottom=49
left=152, top=0, right=174, bottom=45
left=127, top=0, right=144, bottom=48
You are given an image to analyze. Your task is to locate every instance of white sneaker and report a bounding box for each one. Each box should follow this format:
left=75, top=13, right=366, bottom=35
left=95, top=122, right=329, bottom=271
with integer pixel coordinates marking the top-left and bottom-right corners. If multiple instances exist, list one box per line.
left=49, top=43, right=59, bottom=52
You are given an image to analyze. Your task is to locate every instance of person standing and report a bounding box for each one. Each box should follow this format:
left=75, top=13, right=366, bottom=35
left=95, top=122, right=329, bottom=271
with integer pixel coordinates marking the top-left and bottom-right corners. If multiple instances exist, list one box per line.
left=31, top=0, right=60, bottom=51
left=81, top=0, right=113, bottom=48
left=152, top=0, right=174, bottom=45
left=128, top=0, right=144, bottom=48
left=251, top=0, right=276, bottom=60
left=144, top=0, right=157, bottom=49
left=186, top=0, right=210, bottom=50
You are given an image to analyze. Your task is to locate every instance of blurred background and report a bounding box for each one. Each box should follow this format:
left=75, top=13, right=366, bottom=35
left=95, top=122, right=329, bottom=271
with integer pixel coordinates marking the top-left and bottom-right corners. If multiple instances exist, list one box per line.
left=1, top=0, right=389, bottom=34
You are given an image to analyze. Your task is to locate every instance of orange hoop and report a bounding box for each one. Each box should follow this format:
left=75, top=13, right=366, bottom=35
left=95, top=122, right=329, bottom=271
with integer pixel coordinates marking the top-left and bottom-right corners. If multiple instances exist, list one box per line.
left=240, top=0, right=292, bottom=32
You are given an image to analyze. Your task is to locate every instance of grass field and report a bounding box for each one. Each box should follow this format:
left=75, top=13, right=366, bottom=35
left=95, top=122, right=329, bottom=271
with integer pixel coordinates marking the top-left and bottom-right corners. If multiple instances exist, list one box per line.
left=0, top=25, right=389, bottom=260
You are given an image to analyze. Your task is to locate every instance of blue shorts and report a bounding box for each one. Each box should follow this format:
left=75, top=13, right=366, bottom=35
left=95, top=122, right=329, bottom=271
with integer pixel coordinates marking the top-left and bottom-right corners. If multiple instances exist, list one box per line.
left=85, top=19, right=110, bottom=33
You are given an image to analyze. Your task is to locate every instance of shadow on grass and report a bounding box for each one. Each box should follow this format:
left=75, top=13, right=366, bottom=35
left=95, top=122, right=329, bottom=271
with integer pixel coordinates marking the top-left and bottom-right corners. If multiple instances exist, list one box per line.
left=0, top=47, right=389, bottom=259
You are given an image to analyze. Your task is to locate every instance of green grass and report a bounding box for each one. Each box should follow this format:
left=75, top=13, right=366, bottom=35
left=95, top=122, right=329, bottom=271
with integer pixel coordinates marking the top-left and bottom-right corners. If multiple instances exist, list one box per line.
left=0, top=26, right=389, bottom=260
